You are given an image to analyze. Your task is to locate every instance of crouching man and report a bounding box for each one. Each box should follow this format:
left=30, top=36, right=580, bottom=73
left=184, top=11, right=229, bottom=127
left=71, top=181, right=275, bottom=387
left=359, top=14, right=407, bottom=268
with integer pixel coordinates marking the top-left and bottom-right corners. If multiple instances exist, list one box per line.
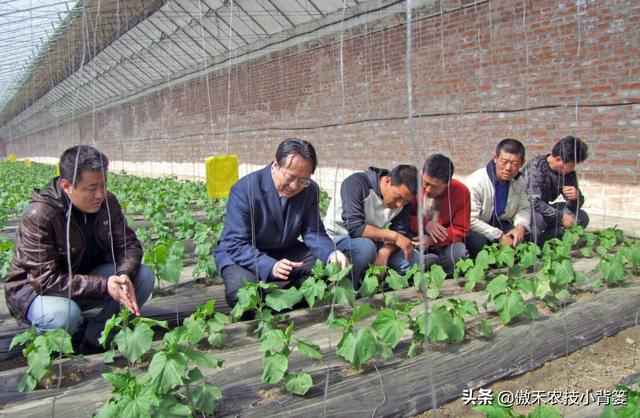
left=4, top=145, right=154, bottom=352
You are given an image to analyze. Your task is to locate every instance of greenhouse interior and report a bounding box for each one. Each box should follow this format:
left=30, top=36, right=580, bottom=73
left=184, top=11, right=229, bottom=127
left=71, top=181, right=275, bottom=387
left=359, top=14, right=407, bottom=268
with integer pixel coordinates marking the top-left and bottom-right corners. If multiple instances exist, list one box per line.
left=0, top=0, right=638, bottom=416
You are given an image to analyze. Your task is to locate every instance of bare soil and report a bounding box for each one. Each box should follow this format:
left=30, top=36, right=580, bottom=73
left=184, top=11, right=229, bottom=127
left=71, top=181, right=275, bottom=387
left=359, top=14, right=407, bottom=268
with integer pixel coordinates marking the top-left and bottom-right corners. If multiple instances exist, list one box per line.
left=418, top=325, right=640, bottom=417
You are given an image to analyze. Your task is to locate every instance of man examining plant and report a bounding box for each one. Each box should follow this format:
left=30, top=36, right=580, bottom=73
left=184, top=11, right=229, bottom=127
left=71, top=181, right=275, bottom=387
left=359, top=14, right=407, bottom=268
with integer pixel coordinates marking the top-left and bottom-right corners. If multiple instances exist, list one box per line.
left=323, top=164, right=420, bottom=286
left=523, top=135, right=589, bottom=245
left=409, top=154, right=470, bottom=277
left=215, top=138, right=348, bottom=308
left=4, top=145, right=155, bottom=353
left=465, top=138, right=531, bottom=258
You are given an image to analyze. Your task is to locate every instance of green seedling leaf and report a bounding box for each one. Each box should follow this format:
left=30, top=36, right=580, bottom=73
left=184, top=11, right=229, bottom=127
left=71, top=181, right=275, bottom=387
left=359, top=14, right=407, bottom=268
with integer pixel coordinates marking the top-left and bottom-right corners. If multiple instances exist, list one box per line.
left=262, top=351, right=288, bottom=384
left=295, top=338, right=323, bottom=360
left=154, top=396, right=193, bottom=418
left=486, top=274, right=508, bottom=299
left=299, top=277, right=327, bottom=308
left=103, top=349, right=116, bottom=364
left=331, top=277, right=356, bottom=306
left=18, top=373, right=38, bottom=393
left=265, top=287, right=303, bottom=312
left=454, top=258, right=474, bottom=278
left=230, top=283, right=260, bottom=321
left=260, top=329, right=288, bottom=353
left=192, top=382, right=222, bottom=414
left=186, top=367, right=205, bottom=383
left=494, top=291, right=525, bottom=324
left=385, top=269, right=408, bottom=291
left=114, top=323, right=154, bottom=363
left=427, top=305, right=464, bottom=342
left=452, top=299, right=479, bottom=318
left=358, top=273, right=379, bottom=298
left=554, top=289, right=571, bottom=302
left=602, top=257, right=626, bottom=285
left=9, top=328, right=36, bottom=351
left=100, top=313, right=124, bottom=348
left=325, top=262, right=352, bottom=282
left=534, top=274, right=552, bottom=299
left=475, top=249, right=493, bottom=270
left=371, top=308, right=407, bottom=349
left=119, top=386, right=159, bottom=418
left=207, top=312, right=230, bottom=332
left=284, top=372, right=313, bottom=396
left=624, top=244, right=640, bottom=270
left=208, top=332, right=226, bottom=348
left=551, top=259, right=574, bottom=287
left=183, top=316, right=207, bottom=345
left=496, top=246, right=515, bottom=268
left=26, top=349, right=50, bottom=381
left=514, top=278, right=535, bottom=295
left=351, top=303, right=374, bottom=323
left=336, top=328, right=377, bottom=370
left=465, top=264, right=486, bottom=292
left=148, top=351, right=188, bottom=395
left=478, top=319, right=493, bottom=338
left=311, top=259, right=325, bottom=278
left=183, top=348, right=223, bottom=369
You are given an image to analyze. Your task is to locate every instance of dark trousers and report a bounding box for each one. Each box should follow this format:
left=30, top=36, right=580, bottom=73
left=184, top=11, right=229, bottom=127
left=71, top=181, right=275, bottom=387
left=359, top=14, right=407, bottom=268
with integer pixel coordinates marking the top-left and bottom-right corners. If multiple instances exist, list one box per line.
left=531, top=202, right=589, bottom=245
left=221, top=242, right=317, bottom=308
left=426, top=242, right=469, bottom=277
left=466, top=220, right=519, bottom=259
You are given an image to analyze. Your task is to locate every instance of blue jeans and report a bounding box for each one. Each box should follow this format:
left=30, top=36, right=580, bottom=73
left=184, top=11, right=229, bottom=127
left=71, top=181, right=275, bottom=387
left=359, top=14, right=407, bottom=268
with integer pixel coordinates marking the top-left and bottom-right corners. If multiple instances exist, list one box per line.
left=26, top=264, right=155, bottom=347
left=334, top=235, right=421, bottom=286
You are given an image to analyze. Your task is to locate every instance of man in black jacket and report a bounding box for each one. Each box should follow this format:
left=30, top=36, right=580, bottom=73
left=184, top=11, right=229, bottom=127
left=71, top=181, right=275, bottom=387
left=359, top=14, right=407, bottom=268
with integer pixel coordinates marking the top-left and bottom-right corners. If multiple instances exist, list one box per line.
left=523, top=136, right=589, bottom=245
left=4, top=145, right=154, bottom=351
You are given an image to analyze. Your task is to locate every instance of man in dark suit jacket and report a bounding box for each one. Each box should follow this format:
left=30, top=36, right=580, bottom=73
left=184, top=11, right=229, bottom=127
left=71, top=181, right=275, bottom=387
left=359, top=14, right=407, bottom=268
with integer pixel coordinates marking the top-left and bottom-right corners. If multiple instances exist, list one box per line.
left=215, top=138, right=349, bottom=308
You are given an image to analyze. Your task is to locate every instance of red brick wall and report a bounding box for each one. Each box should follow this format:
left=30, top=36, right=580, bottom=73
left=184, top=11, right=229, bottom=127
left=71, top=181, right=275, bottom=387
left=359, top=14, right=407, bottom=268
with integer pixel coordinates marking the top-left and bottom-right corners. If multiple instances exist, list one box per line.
left=2, top=0, right=639, bottom=215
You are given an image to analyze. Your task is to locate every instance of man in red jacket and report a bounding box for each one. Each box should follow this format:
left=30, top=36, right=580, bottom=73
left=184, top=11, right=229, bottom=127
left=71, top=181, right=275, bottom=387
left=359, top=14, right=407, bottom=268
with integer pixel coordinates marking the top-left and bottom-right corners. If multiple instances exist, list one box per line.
left=410, top=154, right=470, bottom=276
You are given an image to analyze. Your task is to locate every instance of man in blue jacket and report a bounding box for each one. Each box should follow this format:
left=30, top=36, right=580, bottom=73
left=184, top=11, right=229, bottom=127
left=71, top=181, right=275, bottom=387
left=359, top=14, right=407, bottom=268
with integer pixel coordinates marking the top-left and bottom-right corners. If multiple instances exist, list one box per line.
left=215, top=138, right=348, bottom=308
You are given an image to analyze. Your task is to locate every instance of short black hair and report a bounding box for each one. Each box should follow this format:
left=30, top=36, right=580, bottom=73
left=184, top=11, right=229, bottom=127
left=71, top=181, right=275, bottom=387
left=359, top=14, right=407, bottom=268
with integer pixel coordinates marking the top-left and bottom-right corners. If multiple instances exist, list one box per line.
left=389, top=164, right=418, bottom=195
left=422, top=153, right=454, bottom=183
left=551, top=135, right=588, bottom=164
left=59, top=145, right=109, bottom=185
left=495, top=138, right=526, bottom=161
left=275, top=137, right=318, bottom=173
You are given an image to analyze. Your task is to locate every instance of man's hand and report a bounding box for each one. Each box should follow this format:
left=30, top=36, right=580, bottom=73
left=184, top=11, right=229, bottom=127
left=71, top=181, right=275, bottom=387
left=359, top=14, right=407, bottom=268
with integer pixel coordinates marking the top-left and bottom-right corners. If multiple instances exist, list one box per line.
left=425, top=220, right=448, bottom=243
left=107, top=275, right=140, bottom=316
left=271, top=258, right=304, bottom=281
left=374, top=247, right=392, bottom=267
left=561, top=212, right=575, bottom=228
left=328, top=250, right=349, bottom=269
left=562, top=186, right=579, bottom=201
left=394, top=232, right=414, bottom=260
left=503, top=225, right=526, bottom=247
left=499, top=233, right=515, bottom=247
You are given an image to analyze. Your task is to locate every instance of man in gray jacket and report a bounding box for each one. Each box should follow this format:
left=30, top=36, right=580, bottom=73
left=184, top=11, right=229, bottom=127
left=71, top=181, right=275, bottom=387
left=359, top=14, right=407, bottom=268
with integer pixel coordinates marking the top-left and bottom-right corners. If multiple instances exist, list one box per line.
left=465, top=139, right=531, bottom=258
left=324, top=165, right=420, bottom=286
left=523, top=136, right=589, bottom=244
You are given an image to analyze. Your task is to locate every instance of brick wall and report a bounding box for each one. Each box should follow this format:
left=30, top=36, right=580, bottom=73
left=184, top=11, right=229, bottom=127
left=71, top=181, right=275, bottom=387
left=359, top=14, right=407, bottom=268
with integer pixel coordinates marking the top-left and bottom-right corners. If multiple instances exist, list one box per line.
left=2, top=0, right=639, bottom=218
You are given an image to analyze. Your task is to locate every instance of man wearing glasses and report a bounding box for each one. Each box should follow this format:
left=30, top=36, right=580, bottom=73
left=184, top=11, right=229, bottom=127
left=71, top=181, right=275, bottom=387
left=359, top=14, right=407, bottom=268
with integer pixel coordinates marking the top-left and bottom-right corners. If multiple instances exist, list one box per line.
left=215, top=138, right=348, bottom=308
left=465, top=138, right=531, bottom=258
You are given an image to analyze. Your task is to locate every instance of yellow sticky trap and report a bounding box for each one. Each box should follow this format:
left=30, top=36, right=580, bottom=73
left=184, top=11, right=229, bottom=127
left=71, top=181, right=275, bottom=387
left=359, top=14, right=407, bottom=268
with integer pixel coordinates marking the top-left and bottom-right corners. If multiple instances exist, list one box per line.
left=205, top=155, right=238, bottom=198
left=23, top=159, right=31, bottom=168
left=56, top=162, right=60, bottom=176
left=8, top=153, right=16, bottom=161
